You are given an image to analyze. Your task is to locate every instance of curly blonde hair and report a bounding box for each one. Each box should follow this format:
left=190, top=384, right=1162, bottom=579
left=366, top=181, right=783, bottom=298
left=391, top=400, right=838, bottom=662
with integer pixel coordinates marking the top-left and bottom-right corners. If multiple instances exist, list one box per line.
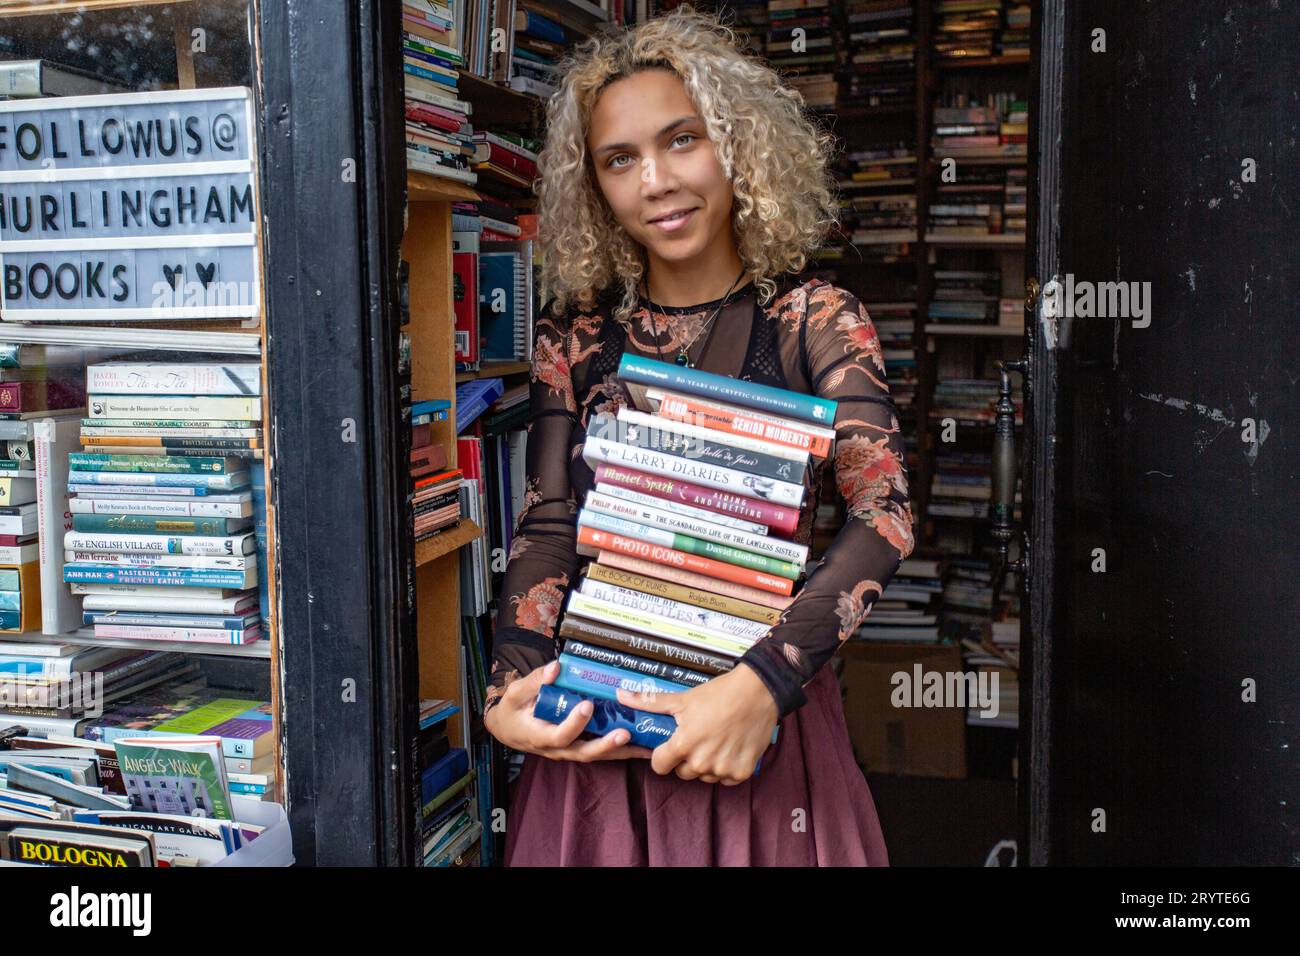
left=535, top=3, right=841, bottom=323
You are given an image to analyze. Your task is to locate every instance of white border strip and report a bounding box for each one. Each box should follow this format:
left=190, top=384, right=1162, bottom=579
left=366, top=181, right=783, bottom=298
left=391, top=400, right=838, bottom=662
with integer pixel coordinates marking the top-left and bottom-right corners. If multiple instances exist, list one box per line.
left=0, top=86, right=253, bottom=115
left=0, top=233, right=255, bottom=252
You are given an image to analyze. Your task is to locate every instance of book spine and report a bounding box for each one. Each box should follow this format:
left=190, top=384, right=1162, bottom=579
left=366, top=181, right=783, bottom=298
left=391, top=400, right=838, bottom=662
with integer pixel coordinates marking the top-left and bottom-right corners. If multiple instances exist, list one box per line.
left=616, top=406, right=809, bottom=465
left=91, top=624, right=259, bottom=644
left=70, top=514, right=248, bottom=536
left=0, top=378, right=83, bottom=412
left=63, top=565, right=254, bottom=588
left=65, top=551, right=253, bottom=571
left=533, top=684, right=675, bottom=750
left=584, top=490, right=809, bottom=565
left=554, top=653, right=692, bottom=702
left=618, top=353, right=837, bottom=426
left=561, top=638, right=713, bottom=687
left=67, top=471, right=245, bottom=489
left=591, top=482, right=770, bottom=536
left=592, top=463, right=800, bottom=534
left=592, top=413, right=805, bottom=484
left=559, top=615, right=735, bottom=675
left=650, top=390, right=835, bottom=459
left=595, top=549, right=796, bottom=611
left=578, top=510, right=802, bottom=581
left=68, top=483, right=208, bottom=497
left=87, top=396, right=261, bottom=420
left=577, top=527, right=794, bottom=596
left=80, top=426, right=261, bottom=438
left=584, top=562, right=782, bottom=625
left=62, top=531, right=254, bottom=556
left=564, top=591, right=754, bottom=657
left=69, top=453, right=240, bottom=474
left=68, top=497, right=249, bottom=518
left=84, top=611, right=256, bottom=628
left=84, top=364, right=261, bottom=396
left=578, top=577, right=771, bottom=641
left=85, top=419, right=260, bottom=429
left=0, top=608, right=24, bottom=630
left=80, top=437, right=262, bottom=451
left=81, top=594, right=258, bottom=615
left=582, top=435, right=804, bottom=508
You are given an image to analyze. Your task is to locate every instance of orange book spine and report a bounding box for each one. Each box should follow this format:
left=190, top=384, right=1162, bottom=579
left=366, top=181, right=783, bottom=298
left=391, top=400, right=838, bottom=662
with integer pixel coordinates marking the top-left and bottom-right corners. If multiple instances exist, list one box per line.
left=655, top=393, right=834, bottom=459
left=577, top=527, right=794, bottom=597
left=596, top=550, right=796, bottom=612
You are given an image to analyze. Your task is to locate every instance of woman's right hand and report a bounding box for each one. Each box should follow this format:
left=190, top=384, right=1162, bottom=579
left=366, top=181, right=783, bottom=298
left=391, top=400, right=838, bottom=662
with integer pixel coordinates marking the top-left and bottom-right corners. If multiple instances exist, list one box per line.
left=483, top=659, right=655, bottom=762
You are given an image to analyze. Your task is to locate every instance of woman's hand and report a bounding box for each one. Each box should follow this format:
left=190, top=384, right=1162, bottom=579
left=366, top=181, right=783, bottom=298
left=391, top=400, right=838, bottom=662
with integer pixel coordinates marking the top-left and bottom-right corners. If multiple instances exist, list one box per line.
left=616, top=663, right=779, bottom=786
left=483, top=659, right=655, bottom=762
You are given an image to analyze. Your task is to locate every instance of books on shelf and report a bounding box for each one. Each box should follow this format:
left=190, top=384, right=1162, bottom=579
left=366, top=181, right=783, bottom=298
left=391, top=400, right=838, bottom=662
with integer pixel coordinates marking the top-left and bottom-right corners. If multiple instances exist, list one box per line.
left=842, top=0, right=915, bottom=109
left=52, top=363, right=267, bottom=647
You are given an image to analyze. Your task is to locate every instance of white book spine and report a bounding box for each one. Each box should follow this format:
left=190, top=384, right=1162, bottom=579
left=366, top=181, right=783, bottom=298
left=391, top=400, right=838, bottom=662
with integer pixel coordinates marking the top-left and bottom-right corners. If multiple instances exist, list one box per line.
left=64, top=551, right=255, bottom=571
left=564, top=592, right=752, bottom=658
left=577, top=577, right=771, bottom=641
left=80, top=427, right=262, bottom=438
left=584, top=490, right=808, bottom=564
left=85, top=364, right=261, bottom=397
left=581, top=436, right=805, bottom=507
left=69, top=583, right=235, bottom=598
left=615, top=406, right=810, bottom=465
left=592, top=482, right=769, bottom=536
left=92, top=624, right=258, bottom=644
left=81, top=594, right=255, bottom=614
left=68, top=497, right=250, bottom=518
left=62, top=531, right=255, bottom=556
left=87, top=396, right=261, bottom=419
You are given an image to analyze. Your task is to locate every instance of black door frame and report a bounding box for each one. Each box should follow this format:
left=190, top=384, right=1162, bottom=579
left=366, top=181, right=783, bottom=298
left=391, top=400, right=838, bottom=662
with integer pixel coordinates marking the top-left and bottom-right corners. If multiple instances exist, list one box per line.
left=260, top=0, right=413, bottom=866
left=1022, top=0, right=1067, bottom=867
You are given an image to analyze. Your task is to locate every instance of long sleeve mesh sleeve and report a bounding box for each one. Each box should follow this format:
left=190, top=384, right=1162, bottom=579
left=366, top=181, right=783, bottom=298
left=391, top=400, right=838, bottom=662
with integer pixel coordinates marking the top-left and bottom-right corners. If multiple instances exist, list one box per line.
left=483, top=308, right=583, bottom=718
left=737, top=284, right=916, bottom=719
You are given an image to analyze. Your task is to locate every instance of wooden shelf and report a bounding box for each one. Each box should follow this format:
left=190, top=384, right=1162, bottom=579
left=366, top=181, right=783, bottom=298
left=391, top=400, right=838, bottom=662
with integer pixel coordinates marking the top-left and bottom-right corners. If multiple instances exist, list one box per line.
left=456, top=72, right=544, bottom=130
left=925, top=324, right=1025, bottom=337
left=407, top=170, right=481, bottom=204
left=455, top=361, right=531, bottom=382
left=924, top=233, right=1026, bottom=247
left=929, top=154, right=1027, bottom=166
left=414, top=519, right=482, bottom=567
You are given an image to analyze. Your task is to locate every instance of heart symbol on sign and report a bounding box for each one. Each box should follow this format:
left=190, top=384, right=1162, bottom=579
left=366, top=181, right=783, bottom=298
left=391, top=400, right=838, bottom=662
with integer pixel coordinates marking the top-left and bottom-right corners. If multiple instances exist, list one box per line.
left=162, top=264, right=184, bottom=289
left=196, top=262, right=216, bottom=288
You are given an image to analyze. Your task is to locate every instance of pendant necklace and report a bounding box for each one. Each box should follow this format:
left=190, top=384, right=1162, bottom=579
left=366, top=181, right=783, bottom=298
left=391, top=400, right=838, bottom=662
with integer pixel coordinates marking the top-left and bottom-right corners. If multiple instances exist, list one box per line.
left=645, top=267, right=747, bottom=368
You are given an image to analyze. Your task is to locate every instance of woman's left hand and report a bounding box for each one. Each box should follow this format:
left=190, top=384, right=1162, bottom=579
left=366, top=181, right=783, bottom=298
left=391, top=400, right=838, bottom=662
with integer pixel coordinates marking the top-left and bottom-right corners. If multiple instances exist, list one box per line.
left=616, top=663, right=779, bottom=786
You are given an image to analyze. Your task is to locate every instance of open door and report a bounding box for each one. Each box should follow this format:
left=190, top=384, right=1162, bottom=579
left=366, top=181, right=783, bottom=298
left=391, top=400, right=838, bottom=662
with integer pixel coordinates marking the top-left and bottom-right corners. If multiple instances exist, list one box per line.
left=1021, top=0, right=1299, bottom=864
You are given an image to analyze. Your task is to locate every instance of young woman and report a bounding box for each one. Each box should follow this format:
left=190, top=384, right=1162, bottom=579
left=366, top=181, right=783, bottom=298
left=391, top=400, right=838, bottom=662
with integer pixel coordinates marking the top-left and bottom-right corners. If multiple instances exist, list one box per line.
left=481, top=6, right=914, bottom=866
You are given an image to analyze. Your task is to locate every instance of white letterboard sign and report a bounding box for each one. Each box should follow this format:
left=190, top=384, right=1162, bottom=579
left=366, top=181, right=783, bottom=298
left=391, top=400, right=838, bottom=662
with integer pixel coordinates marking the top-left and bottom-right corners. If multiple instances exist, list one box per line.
left=0, top=86, right=260, bottom=322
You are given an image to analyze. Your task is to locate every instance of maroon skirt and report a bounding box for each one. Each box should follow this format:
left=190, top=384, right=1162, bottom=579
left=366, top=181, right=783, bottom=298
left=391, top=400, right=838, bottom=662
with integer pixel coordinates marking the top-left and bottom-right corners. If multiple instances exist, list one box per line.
left=502, top=664, right=889, bottom=866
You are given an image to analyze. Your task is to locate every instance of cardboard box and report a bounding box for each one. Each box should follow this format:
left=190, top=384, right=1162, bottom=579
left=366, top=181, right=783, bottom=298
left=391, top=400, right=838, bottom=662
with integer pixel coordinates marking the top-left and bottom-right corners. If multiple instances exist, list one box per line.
left=838, top=641, right=968, bottom=779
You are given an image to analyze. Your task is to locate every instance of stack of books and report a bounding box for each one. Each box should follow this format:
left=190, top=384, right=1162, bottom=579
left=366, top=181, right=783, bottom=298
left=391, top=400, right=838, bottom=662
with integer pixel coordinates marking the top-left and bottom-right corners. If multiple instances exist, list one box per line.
left=1001, top=3, right=1031, bottom=59
left=931, top=92, right=1027, bottom=161
left=413, top=465, right=464, bottom=543
left=0, top=647, right=195, bottom=739
left=541, top=355, right=837, bottom=728
left=932, top=0, right=1003, bottom=61
left=767, top=0, right=837, bottom=109
left=841, top=0, right=915, bottom=109
left=929, top=269, right=1001, bottom=323
left=470, top=132, right=539, bottom=193
left=928, top=376, right=1022, bottom=426
left=508, top=3, right=567, bottom=97
left=62, top=363, right=263, bottom=648
left=853, top=555, right=944, bottom=641
left=404, top=0, right=476, bottom=184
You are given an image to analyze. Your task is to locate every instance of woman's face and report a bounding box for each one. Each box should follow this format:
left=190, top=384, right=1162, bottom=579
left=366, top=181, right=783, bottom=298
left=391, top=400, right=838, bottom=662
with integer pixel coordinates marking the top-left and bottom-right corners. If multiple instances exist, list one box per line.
left=587, top=68, right=735, bottom=272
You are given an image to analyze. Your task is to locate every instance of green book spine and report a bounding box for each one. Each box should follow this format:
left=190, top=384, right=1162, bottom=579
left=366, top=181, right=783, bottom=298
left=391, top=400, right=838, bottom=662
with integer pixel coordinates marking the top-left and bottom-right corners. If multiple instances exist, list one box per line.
left=69, top=453, right=239, bottom=474
left=71, top=513, right=250, bottom=536
left=667, top=530, right=803, bottom=580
